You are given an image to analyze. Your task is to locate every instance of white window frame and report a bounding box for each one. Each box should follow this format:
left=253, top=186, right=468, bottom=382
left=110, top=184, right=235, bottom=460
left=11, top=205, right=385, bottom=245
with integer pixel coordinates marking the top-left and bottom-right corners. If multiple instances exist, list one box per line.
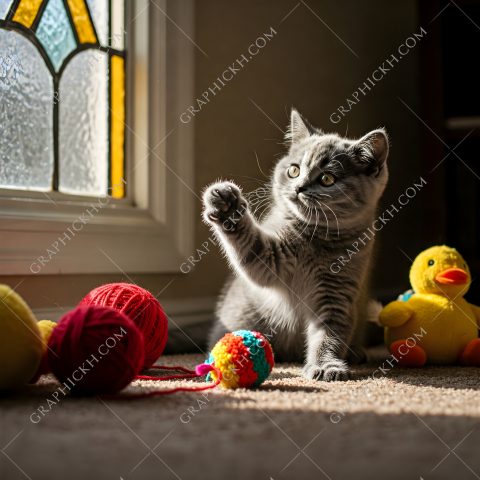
left=0, top=0, right=195, bottom=275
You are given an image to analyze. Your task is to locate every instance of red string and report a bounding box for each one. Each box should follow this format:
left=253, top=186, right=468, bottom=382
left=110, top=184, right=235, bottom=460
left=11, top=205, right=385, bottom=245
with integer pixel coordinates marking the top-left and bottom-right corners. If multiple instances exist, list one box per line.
left=99, top=366, right=223, bottom=400
left=136, top=374, right=199, bottom=381
left=148, top=365, right=197, bottom=373
left=135, top=365, right=198, bottom=381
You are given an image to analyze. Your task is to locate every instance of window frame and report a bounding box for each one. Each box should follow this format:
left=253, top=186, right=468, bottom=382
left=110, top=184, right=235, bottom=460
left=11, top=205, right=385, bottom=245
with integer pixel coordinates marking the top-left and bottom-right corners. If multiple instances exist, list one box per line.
left=0, top=0, right=195, bottom=275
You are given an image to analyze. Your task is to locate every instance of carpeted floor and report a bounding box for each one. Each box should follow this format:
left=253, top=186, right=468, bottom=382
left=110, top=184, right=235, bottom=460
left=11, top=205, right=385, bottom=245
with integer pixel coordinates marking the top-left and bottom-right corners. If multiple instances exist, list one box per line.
left=1, top=346, right=480, bottom=480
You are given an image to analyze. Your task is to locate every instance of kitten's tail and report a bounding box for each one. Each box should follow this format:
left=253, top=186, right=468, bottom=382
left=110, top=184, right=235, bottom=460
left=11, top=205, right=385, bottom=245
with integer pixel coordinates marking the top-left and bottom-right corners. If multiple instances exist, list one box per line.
left=347, top=299, right=385, bottom=365
left=366, top=299, right=383, bottom=326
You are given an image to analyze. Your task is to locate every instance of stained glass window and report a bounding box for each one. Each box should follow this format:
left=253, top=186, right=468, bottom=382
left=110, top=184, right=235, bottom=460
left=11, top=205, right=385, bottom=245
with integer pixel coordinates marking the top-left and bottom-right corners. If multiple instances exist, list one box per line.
left=0, top=0, right=126, bottom=197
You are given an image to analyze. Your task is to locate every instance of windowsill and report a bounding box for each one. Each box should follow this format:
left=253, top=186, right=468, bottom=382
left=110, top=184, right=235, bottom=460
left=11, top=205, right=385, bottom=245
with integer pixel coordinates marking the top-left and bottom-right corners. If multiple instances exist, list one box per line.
left=0, top=193, right=157, bottom=231
left=0, top=187, right=133, bottom=204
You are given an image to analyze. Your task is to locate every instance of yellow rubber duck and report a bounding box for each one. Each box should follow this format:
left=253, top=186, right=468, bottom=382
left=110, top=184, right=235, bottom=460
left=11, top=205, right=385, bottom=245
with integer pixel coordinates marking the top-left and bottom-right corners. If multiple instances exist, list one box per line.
left=379, top=246, right=480, bottom=367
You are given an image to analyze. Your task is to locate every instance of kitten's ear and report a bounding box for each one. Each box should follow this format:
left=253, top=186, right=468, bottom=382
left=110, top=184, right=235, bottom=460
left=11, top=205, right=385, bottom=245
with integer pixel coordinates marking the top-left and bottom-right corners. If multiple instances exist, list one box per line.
left=287, top=109, right=317, bottom=145
left=350, top=129, right=389, bottom=176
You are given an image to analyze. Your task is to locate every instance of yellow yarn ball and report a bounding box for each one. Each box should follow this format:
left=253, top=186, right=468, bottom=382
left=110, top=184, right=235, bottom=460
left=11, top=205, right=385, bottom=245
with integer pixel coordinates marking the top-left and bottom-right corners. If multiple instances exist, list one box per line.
left=37, top=320, right=57, bottom=345
left=0, top=285, right=44, bottom=390
left=29, top=320, right=58, bottom=383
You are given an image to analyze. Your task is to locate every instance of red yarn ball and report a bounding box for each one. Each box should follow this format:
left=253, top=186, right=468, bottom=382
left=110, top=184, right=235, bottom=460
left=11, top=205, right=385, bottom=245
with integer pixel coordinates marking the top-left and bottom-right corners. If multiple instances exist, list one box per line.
left=79, top=283, right=168, bottom=368
left=48, top=305, right=144, bottom=395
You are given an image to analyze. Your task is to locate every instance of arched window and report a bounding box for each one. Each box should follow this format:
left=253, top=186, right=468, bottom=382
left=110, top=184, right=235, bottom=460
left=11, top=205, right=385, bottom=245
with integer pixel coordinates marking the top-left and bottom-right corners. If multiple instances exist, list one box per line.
left=0, top=0, right=126, bottom=198
left=0, top=0, right=195, bottom=276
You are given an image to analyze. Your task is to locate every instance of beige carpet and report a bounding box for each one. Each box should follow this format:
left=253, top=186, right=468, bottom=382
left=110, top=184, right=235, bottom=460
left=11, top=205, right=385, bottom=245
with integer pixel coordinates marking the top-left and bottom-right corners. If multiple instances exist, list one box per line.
left=1, top=346, right=480, bottom=480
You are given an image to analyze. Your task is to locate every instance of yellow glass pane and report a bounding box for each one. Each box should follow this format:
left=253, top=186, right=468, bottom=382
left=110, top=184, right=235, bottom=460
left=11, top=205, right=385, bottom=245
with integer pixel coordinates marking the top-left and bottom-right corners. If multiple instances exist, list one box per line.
left=66, top=0, right=96, bottom=44
left=111, top=55, right=125, bottom=199
left=12, top=0, right=43, bottom=28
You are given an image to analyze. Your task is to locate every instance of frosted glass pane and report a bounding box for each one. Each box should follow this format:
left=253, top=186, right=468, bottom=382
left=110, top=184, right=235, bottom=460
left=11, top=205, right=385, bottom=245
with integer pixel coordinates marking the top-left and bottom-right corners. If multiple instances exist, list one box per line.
left=0, top=0, right=14, bottom=19
left=0, top=30, right=54, bottom=191
left=86, top=0, right=108, bottom=45
left=37, top=0, right=76, bottom=71
left=59, top=49, right=108, bottom=196
left=112, top=0, right=124, bottom=50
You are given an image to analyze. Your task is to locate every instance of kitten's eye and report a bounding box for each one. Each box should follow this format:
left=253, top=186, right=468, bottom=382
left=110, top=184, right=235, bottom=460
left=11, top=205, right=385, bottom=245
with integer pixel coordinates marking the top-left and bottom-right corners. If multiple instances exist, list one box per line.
left=320, top=173, right=335, bottom=186
left=287, top=165, right=300, bottom=178
left=428, top=260, right=434, bottom=266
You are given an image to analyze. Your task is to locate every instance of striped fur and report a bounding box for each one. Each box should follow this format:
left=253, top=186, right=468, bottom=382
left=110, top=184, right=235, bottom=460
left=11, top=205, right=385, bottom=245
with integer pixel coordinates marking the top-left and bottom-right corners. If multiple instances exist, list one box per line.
left=202, top=109, right=389, bottom=381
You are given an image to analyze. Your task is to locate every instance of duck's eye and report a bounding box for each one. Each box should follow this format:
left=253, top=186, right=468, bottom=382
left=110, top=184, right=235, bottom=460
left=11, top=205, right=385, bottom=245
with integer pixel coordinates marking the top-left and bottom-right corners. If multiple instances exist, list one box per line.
left=320, top=173, right=335, bottom=186
left=464, top=263, right=467, bottom=270
left=287, top=165, right=300, bottom=178
left=428, top=260, right=434, bottom=266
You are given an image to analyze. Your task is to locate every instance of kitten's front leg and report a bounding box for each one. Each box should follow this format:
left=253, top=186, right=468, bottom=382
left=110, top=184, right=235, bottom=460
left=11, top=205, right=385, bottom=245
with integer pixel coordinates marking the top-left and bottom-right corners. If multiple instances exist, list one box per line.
left=202, top=181, right=295, bottom=287
left=303, top=319, right=352, bottom=382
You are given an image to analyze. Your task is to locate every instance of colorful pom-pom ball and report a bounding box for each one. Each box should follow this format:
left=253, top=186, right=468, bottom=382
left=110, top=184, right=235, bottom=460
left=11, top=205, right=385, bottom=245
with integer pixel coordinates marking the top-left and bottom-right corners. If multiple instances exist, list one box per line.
left=47, top=305, right=145, bottom=395
left=79, top=283, right=168, bottom=368
left=205, top=330, right=274, bottom=389
left=0, top=285, right=44, bottom=391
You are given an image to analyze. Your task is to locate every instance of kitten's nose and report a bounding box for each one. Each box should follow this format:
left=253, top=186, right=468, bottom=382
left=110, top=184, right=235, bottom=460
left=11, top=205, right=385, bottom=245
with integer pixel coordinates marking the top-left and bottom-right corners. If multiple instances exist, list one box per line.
left=296, top=186, right=307, bottom=194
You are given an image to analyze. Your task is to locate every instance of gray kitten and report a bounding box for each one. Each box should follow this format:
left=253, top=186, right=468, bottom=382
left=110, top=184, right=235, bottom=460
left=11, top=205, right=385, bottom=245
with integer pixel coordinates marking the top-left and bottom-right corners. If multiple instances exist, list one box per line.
left=202, top=109, right=389, bottom=381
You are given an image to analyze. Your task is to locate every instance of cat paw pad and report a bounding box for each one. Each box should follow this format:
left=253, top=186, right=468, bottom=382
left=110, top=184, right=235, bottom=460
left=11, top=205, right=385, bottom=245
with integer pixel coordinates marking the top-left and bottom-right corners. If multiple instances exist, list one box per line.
left=203, top=182, right=247, bottom=231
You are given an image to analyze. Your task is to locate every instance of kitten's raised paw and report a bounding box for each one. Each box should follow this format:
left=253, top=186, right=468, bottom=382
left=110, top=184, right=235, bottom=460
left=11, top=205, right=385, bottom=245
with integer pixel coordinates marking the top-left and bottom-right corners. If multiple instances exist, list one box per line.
left=203, top=181, right=247, bottom=232
left=302, top=361, right=351, bottom=382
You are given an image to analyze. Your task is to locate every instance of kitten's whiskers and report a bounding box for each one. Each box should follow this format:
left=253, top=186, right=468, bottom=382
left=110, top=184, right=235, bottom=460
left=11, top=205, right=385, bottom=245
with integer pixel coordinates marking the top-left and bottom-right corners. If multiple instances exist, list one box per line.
left=293, top=204, right=313, bottom=241
left=310, top=206, right=320, bottom=243
left=254, top=150, right=271, bottom=181
left=319, top=200, right=340, bottom=237
left=253, top=198, right=271, bottom=215
left=231, top=173, right=266, bottom=185
left=314, top=199, right=329, bottom=240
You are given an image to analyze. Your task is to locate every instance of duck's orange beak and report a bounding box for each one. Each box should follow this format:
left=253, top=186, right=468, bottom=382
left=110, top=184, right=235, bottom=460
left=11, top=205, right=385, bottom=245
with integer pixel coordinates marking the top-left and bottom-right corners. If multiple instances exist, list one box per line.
left=435, top=267, right=469, bottom=285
